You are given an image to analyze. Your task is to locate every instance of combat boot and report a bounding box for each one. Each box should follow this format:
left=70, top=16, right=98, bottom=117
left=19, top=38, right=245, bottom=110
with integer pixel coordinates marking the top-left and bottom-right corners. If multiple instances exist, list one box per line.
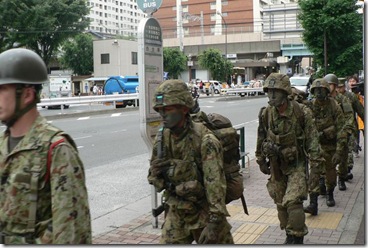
left=338, top=177, right=346, bottom=191
left=283, top=234, right=293, bottom=244
left=346, top=167, right=353, bottom=181
left=319, top=177, right=326, bottom=196
left=326, top=189, right=335, bottom=207
left=293, top=236, right=304, bottom=244
left=304, top=193, right=318, bottom=215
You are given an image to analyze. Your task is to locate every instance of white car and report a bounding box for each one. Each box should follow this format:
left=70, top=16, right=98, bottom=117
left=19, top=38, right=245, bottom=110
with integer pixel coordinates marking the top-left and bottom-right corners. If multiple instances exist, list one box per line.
left=290, top=76, right=311, bottom=94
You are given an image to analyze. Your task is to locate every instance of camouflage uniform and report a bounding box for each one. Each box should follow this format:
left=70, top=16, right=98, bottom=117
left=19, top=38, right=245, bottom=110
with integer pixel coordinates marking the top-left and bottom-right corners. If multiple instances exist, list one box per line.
left=0, top=116, right=92, bottom=244
left=0, top=48, right=91, bottom=244
left=324, top=74, right=355, bottom=191
left=308, top=78, right=346, bottom=207
left=256, top=73, right=323, bottom=244
left=338, top=80, right=364, bottom=180
left=148, top=80, right=233, bottom=244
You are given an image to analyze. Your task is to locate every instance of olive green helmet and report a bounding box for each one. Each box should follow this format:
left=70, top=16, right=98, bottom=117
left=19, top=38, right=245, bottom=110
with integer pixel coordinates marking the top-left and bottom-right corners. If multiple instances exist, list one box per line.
left=310, top=78, right=330, bottom=94
left=263, top=73, right=292, bottom=95
left=153, top=80, right=194, bottom=111
left=337, top=77, right=346, bottom=87
left=324, top=74, right=339, bottom=85
left=0, top=48, right=48, bottom=85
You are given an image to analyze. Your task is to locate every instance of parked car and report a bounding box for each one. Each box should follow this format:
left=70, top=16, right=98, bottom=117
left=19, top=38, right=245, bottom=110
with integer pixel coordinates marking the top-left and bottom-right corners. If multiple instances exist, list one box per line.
left=289, top=75, right=311, bottom=94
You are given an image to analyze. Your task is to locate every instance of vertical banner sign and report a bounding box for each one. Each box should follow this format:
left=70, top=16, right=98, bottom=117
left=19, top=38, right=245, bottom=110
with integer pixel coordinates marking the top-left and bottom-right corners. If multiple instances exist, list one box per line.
left=138, top=17, right=163, bottom=151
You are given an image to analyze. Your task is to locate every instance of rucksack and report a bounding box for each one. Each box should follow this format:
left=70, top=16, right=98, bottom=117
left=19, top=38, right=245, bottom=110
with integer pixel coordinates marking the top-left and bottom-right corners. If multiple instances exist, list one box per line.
left=191, top=111, right=244, bottom=204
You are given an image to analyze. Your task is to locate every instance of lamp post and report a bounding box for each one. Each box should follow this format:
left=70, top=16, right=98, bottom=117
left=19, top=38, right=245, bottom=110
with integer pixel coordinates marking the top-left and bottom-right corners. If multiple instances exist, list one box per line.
left=216, top=11, right=228, bottom=59
left=187, top=54, right=193, bottom=83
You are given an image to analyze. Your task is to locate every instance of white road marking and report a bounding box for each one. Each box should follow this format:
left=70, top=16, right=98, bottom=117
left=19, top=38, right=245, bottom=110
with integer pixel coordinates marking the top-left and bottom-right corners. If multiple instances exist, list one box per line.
left=77, top=146, right=84, bottom=149
left=78, top=117, right=90, bottom=120
left=111, top=129, right=127, bottom=133
left=111, top=113, right=121, bottom=117
left=74, top=135, right=93, bottom=140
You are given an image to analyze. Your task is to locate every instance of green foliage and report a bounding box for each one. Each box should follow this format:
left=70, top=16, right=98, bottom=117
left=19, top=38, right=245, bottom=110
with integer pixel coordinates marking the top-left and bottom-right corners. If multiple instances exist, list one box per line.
left=0, top=0, right=90, bottom=67
left=60, top=33, right=93, bottom=75
left=163, top=47, right=187, bottom=79
left=198, top=48, right=233, bottom=82
left=298, top=0, right=363, bottom=77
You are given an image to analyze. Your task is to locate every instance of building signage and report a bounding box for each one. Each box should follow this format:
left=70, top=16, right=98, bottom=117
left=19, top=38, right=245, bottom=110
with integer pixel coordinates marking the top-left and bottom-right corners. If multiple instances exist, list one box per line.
left=137, top=0, right=162, bottom=15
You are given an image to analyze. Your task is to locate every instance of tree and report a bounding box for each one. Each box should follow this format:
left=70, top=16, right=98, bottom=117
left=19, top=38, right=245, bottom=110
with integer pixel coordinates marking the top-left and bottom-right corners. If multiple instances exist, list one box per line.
left=163, top=47, right=187, bottom=79
left=60, top=33, right=93, bottom=75
left=0, top=0, right=90, bottom=68
left=198, top=48, right=233, bottom=82
left=298, top=0, right=363, bottom=77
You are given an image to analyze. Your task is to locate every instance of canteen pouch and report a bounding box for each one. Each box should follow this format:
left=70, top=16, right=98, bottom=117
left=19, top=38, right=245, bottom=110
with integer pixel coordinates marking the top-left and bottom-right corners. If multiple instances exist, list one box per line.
left=175, top=180, right=204, bottom=202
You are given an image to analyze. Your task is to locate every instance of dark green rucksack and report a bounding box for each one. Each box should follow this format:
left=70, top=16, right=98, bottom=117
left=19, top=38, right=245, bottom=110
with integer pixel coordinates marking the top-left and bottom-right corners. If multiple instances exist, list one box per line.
left=191, top=111, right=244, bottom=204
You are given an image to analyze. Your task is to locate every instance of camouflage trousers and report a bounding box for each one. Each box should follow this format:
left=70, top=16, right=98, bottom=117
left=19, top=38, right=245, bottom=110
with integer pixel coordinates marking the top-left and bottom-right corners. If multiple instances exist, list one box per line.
left=320, top=149, right=337, bottom=190
left=159, top=203, right=233, bottom=244
left=337, top=141, right=349, bottom=179
left=266, top=164, right=308, bottom=237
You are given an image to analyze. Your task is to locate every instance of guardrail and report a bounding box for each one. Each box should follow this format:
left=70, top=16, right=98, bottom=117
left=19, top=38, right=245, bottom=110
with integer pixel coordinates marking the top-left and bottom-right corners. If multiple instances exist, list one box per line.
left=38, top=94, right=139, bottom=112
left=224, top=87, right=264, bottom=97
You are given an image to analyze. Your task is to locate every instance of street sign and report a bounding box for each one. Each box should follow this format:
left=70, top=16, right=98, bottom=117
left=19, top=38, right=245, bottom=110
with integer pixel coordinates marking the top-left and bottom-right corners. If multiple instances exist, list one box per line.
left=137, top=0, right=162, bottom=15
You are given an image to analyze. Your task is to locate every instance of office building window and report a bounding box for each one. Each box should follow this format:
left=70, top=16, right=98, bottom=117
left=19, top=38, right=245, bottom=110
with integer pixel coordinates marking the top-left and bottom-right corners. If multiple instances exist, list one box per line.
left=101, top=53, right=110, bottom=64
left=131, top=52, right=137, bottom=65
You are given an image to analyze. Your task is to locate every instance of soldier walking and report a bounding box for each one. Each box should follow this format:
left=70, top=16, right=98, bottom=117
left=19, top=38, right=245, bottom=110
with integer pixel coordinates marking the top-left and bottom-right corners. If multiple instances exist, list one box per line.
left=0, top=48, right=91, bottom=244
left=324, top=74, right=355, bottom=191
left=147, top=80, right=233, bottom=244
left=256, top=73, right=323, bottom=244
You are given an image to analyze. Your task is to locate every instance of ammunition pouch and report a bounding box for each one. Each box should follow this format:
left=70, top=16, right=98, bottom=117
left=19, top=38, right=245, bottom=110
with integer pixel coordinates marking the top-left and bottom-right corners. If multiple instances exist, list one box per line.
left=265, top=129, right=299, bottom=165
left=322, top=125, right=336, bottom=141
left=175, top=180, right=204, bottom=202
left=165, top=159, right=200, bottom=186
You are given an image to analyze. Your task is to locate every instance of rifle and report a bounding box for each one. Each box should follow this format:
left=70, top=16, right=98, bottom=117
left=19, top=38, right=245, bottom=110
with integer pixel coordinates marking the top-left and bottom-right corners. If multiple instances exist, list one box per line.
left=151, top=128, right=166, bottom=218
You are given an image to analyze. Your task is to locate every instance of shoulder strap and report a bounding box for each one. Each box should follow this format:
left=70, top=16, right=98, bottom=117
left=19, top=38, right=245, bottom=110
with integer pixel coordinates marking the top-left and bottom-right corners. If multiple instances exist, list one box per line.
left=291, top=100, right=305, bottom=129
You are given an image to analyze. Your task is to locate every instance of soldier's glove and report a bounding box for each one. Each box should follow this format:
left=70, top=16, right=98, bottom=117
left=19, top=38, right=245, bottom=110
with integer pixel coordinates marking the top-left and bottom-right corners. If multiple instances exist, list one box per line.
left=332, top=153, right=341, bottom=165
left=257, top=159, right=270, bottom=175
left=150, top=159, right=171, bottom=177
left=198, top=215, right=223, bottom=244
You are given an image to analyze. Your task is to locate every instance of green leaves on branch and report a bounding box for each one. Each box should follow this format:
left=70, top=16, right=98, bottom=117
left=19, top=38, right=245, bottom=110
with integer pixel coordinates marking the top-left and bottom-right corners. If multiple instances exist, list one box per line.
left=198, top=48, right=233, bottom=82
left=163, top=48, right=187, bottom=79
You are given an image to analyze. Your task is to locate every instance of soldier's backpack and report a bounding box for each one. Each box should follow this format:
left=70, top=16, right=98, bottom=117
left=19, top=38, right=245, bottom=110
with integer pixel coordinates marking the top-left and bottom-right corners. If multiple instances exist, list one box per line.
left=191, top=111, right=244, bottom=204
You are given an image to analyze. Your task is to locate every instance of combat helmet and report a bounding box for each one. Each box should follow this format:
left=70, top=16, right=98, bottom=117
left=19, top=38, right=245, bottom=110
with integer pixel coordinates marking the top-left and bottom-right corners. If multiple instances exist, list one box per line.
left=263, top=73, right=292, bottom=95
left=337, top=78, right=346, bottom=87
left=310, top=78, right=330, bottom=94
left=324, top=74, right=339, bottom=85
left=0, top=48, right=48, bottom=128
left=0, top=48, right=48, bottom=85
left=153, top=80, right=194, bottom=112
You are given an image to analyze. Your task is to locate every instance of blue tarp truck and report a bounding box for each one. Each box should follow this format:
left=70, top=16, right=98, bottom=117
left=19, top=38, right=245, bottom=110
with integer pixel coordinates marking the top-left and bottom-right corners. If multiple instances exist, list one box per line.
left=103, top=76, right=139, bottom=108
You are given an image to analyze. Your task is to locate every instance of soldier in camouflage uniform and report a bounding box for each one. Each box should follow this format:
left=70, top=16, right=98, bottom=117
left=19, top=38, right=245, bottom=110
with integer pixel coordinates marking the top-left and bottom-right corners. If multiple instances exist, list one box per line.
left=307, top=78, right=346, bottom=208
left=324, top=74, right=355, bottom=191
left=148, top=80, right=233, bottom=244
left=0, top=48, right=91, bottom=244
left=256, top=73, right=323, bottom=244
left=337, top=78, right=364, bottom=181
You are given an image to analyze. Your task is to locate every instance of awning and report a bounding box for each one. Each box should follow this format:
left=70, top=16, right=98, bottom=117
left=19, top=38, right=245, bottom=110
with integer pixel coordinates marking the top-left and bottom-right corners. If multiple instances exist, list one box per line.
left=85, top=77, right=109, bottom=81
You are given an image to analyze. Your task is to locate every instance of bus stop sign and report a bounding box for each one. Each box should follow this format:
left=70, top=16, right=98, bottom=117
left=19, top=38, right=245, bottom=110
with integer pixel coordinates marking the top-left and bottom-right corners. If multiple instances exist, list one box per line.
left=137, top=0, right=162, bottom=15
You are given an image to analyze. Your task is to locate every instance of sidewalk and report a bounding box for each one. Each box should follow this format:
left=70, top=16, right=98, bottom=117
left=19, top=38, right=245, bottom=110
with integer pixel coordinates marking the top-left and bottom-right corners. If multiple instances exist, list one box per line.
left=92, top=151, right=365, bottom=245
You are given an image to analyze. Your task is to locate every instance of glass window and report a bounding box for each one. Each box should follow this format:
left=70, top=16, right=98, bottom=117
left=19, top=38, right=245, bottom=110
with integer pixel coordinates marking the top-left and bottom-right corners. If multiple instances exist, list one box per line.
left=101, top=54, right=110, bottom=64
left=131, top=52, right=137, bottom=65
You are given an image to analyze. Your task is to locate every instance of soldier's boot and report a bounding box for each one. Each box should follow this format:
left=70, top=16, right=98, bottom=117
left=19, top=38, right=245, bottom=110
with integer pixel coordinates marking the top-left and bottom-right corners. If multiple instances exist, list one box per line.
left=326, top=189, right=335, bottom=207
left=283, top=234, right=294, bottom=244
left=338, top=177, right=346, bottom=191
left=293, top=236, right=304, bottom=244
left=346, top=167, right=353, bottom=181
left=319, top=177, right=327, bottom=196
left=304, top=193, right=318, bottom=215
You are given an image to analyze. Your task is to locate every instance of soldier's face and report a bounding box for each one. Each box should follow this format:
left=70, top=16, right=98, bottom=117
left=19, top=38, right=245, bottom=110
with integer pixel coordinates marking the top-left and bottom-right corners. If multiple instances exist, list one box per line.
left=314, top=87, right=328, bottom=100
left=158, top=105, right=187, bottom=129
left=0, top=84, right=17, bottom=122
left=337, top=86, right=345, bottom=94
left=267, top=89, right=287, bottom=107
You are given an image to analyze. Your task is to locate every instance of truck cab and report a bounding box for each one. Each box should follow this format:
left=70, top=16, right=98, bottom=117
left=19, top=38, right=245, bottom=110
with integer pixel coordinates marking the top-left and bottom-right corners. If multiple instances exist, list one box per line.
left=103, top=76, right=139, bottom=108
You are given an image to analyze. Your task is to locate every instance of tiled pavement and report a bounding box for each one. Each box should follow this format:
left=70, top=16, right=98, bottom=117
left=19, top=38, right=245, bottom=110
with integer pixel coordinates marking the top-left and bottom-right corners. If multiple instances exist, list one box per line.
left=93, top=148, right=365, bottom=245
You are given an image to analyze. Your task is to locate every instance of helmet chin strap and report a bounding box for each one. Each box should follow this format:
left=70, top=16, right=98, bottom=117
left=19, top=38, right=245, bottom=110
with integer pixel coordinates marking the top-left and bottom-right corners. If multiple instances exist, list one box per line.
left=2, top=85, right=38, bottom=129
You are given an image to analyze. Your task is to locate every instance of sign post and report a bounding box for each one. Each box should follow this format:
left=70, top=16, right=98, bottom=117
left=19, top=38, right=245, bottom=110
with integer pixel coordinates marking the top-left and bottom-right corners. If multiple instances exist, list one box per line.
left=137, top=0, right=162, bottom=15
left=138, top=14, right=163, bottom=228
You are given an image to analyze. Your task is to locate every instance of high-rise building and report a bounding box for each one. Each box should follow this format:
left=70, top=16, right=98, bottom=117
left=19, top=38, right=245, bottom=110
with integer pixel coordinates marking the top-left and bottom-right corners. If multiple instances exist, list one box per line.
left=85, top=0, right=146, bottom=38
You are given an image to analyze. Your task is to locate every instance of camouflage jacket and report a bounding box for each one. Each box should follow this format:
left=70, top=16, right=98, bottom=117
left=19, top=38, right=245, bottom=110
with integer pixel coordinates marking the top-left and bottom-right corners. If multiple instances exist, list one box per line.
left=332, top=93, right=356, bottom=135
left=0, top=116, right=91, bottom=244
left=309, top=97, right=346, bottom=153
left=256, top=100, right=323, bottom=168
left=342, top=91, right=364, bottom=127
left=148, top=118, right=229, bottom=228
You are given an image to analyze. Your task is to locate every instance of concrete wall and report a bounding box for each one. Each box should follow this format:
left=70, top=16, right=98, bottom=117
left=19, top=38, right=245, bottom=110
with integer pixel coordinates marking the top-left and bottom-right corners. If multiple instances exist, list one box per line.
left=93, top=39, right=138, bottom=77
